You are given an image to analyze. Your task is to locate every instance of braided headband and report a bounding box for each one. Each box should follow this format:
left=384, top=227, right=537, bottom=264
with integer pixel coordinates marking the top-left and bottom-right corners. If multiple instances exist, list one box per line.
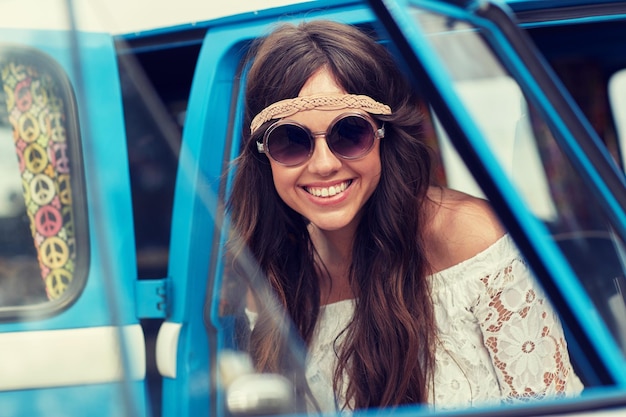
left=250, top=93, right=392, bottom=134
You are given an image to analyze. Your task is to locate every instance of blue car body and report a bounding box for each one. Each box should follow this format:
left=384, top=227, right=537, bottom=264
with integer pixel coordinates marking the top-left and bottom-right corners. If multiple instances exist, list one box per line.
left=0, top=1, right=624, bottom=416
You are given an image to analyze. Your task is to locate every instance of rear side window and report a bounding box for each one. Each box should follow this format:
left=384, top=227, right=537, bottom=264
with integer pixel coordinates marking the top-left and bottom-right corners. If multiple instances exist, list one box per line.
left=0, top=48, right=88, bottom=318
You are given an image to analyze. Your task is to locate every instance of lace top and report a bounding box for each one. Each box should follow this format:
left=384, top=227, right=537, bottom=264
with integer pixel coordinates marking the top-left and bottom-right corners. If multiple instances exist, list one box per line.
left=246, top=234, right=584, bottom=412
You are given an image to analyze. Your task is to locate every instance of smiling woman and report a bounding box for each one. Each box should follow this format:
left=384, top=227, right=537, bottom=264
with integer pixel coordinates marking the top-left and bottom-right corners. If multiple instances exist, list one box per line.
left=225, top=19, right=583, bottom=413
left=261, top=69, right=384, bottom=236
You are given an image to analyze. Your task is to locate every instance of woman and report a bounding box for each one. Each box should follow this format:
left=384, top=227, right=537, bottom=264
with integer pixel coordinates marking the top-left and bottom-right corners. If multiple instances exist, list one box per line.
left=226, top=20, right=583, bottom=413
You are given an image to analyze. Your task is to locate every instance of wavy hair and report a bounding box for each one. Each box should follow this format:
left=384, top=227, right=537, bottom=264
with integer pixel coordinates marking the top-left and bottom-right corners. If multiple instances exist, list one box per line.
left=227, top=20, right=436, bottom=410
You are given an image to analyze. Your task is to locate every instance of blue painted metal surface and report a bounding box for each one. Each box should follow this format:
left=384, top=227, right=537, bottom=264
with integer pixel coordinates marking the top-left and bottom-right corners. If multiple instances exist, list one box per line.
left=0, top=0, right=625, bottom=416
left=0, top=28, right=138, bottom=330
left=164, top=0, right=626, bottom=415
left=0, top=383, right=147, bottom=417
left=162, top=3, right=378, bottom=416
left=135, top=279, right=169, bottom=319
left=0, top=27, right=145, bottom=417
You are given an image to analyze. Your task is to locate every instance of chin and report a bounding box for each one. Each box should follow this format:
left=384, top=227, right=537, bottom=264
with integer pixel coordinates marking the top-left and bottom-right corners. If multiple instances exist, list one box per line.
left=308, top=214, right=359, bottom=233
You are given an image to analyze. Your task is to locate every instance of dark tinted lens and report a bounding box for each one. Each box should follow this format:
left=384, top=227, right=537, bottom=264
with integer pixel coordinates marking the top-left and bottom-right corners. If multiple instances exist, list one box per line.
left=328, top=115, right=375, bottom=158
left=266, top=123, right=312, bottom=166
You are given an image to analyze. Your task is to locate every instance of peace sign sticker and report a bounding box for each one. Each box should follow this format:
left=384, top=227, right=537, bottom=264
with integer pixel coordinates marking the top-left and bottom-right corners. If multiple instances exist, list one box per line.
left=45, top=268, right=73, bottom=300
left=18, top=112, right=40, bottom=143
left=29, top=174, right=56, bottom=206
left=39, top=236, right=70, bottom=269
left=23, top=142, right=48, bottom=174
left=49, top=141, right=70, bottom=174
left=35, top=205, right=63, bottom=237
left=14, top=77, right=32, bottom=112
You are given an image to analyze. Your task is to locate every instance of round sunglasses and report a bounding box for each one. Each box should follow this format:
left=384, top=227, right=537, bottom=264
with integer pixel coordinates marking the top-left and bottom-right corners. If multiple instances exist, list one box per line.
left=256, top=112, right=385, bottom=167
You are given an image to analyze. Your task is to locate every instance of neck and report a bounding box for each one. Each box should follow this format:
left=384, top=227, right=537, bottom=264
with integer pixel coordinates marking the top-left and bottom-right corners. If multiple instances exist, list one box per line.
left=309, top=224, right=355, bottom=305
left=309, top=225, right=354, bottom=262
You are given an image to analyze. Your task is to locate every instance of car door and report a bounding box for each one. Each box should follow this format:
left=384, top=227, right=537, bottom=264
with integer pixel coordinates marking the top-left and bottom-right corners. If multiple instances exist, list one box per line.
left=365, top=0, right=626, bottom=414
left=157, top=2, right=385, bottom=417
left=0, top=2, right=150, bottom=416
left=114, top=0, right=626, bottom=416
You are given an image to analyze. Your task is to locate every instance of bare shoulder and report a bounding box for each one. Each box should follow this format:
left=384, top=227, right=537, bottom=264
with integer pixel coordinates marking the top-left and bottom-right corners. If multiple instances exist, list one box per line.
left=424, top=187, right=506, bottom=273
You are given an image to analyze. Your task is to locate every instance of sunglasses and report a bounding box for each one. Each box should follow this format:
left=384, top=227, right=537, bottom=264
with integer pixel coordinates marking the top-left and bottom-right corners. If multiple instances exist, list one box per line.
left=256, top=112, right=385, bottom=167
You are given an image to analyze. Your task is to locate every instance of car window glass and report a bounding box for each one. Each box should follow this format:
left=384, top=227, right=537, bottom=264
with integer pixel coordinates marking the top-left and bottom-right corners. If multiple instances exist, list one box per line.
left=0, top=107, right=43, bottom=305
left=411, top=6, right=626, bottom=355
left=0, top=50, right=87, bottom=317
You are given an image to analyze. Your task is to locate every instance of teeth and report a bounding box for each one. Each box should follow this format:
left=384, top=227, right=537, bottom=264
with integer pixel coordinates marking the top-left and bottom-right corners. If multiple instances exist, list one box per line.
left=305, top=181, right=350, bottom=198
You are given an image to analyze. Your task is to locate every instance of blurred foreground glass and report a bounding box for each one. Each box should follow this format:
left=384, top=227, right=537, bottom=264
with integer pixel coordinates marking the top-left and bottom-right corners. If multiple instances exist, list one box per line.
left=414, top=8, right=626, bottom=355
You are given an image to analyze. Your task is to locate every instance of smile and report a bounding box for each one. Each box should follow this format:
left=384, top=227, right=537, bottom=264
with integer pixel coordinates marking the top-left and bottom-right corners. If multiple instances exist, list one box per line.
left=303, top=180, right=352, bottom=198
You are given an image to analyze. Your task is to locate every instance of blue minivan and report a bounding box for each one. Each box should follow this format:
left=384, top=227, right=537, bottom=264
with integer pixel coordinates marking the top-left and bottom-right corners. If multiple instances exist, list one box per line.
left=0, top=0, right=625, bottom=416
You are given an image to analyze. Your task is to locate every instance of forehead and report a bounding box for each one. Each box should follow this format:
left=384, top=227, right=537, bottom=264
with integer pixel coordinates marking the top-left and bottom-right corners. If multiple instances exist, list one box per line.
left=298, top=68, right=346, bottom=97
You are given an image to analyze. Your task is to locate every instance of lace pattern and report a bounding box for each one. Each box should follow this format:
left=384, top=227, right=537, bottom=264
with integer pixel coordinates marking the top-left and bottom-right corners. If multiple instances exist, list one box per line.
left=429, top=234, right=583, bottom=410
left=245, top=234, right=584, bottom=412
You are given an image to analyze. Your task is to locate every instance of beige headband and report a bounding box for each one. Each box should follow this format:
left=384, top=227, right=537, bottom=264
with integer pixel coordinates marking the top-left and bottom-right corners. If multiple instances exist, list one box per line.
left=250, top=93, right=392, bottom=134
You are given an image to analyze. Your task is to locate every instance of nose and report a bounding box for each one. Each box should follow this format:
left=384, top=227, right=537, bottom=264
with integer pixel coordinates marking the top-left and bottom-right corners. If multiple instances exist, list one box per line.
left=307, top=134, right=342, bottom=176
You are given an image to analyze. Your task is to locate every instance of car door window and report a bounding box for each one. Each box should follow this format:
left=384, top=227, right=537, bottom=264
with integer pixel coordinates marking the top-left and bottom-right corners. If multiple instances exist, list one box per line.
left=512, top=12, right=626, bottom=177
left=401, top=6, right=626, bottom=360
left=0, top=48, right=88, bottom=316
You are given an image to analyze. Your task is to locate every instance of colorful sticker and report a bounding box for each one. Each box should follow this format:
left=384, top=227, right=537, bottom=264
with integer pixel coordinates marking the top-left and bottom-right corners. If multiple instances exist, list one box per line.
left=2, top=61, right=76, bottom=300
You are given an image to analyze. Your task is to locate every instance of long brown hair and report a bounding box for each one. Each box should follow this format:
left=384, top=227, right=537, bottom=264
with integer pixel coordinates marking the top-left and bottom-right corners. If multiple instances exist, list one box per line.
left=227, top=20, right=436, bottom=410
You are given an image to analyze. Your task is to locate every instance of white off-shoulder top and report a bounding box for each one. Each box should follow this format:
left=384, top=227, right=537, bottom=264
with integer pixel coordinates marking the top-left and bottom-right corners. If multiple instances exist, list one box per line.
left=246, top=235, right=584, bottom=412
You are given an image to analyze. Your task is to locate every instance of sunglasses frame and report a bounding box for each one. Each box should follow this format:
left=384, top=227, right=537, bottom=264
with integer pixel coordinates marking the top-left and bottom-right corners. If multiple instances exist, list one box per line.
left=256, top=112, right=385, bottom=167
